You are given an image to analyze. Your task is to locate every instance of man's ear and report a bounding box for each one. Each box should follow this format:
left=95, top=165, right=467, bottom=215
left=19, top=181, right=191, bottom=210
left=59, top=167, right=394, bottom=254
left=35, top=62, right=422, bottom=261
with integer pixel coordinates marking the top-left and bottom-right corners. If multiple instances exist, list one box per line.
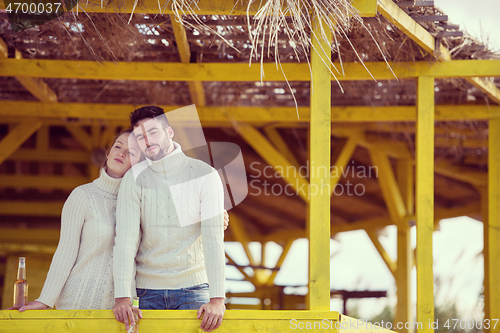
left=167, top=127, right=174, bottom=139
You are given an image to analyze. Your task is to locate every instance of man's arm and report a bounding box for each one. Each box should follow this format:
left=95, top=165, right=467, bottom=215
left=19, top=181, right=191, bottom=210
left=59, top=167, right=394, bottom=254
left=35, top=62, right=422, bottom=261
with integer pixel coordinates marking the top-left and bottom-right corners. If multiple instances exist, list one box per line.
left=198, top=169, right=226, bottom=331
left=113, top=170, right=141, bottom=330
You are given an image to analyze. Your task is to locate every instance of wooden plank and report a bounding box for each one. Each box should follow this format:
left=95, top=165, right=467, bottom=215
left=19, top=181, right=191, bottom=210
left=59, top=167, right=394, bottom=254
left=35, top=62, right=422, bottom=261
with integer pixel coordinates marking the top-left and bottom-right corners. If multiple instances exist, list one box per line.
left=466, top=77, right=500, bottom=105
left=0, top=102, right=499, bottom=123
left=9, top=149, right=89, bottom=163
left=398, top=1, right=434, bottom=6
left=378, top=0, right=435, bottom=53
left=0, top=175, right=88, bottom=190
left=435, top=31, right=463, bottom=38
left=308, top=16, right=332, bottom=311
left=330, top=136, right=360, bottom=195
left=1, top=59, right=500, bottom=81
left=366, top=231, right=397, bottom=278
left=486, top=118, right=500, bottom=331
left=415, top=76, right=435, bottom=331
left=0, top=201, right=63, bottom=216
left=411, top=15, right=448, bottom=22
left=0, top=120, right=42, bottom=164
left=0, top=228, right=60, bottom=245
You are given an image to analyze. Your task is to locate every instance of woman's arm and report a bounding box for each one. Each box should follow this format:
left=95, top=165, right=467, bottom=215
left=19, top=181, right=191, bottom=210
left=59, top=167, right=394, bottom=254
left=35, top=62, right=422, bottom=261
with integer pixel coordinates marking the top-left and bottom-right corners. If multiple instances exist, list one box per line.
left=31, top=187, right=88, bottom=309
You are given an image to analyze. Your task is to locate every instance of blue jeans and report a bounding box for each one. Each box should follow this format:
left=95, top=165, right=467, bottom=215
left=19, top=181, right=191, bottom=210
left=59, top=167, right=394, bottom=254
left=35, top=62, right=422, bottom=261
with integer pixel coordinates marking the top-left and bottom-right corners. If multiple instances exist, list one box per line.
left=136, top=283, right=210, bottom=310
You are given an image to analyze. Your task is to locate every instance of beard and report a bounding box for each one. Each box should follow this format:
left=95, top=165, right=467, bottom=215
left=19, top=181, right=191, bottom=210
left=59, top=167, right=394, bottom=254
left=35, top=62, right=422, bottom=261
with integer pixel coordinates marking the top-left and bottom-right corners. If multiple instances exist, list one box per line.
left=144, top=142, right=171, bottom=161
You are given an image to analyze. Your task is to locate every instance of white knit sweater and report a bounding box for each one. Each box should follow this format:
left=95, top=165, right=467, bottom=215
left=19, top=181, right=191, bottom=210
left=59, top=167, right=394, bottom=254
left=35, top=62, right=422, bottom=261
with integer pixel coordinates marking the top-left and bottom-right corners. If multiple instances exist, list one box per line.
left=37, top=168, right=133, bottom=309
left=113, top=142, right=226, bottom=299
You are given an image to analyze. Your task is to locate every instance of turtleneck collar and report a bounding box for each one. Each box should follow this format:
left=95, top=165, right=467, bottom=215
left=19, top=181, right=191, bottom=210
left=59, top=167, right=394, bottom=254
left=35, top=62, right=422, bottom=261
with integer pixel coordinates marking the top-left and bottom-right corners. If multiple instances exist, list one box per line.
left=93, top=167, right=122, bottom=195
left=147, top=142, right=188, bottom=175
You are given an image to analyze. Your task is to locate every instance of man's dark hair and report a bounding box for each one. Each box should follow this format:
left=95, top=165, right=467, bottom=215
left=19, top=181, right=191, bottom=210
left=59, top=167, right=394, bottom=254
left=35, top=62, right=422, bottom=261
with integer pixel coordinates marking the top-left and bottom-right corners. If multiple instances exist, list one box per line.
left=130, top=105, right=170, bottom=129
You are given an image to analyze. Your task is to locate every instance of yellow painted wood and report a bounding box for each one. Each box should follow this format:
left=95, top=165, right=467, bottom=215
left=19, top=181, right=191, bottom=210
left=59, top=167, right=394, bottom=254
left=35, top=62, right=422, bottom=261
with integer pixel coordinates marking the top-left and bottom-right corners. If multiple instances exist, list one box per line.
left=224, top=252, right=258, bottom=286
left=235, top=123, right=310, bottom=202
left=0, top=201, right=63, bottom=216
left=170, top=15, right=206, bottom=106
left=263, top=127, right=301, bottom=170
left=434, top=160, right=487, bottom=186
left=1, top=102, right=499, bottom=124
left=1, top=59, right=500, bottom=81
left=227, top=213, right=257, bottom=267
left=0, top=175, right=87, bottom=190
left=377, top=0, right=434, bottom=53
left=369, top=149, right=408, bottom=227
left=0, top=228, right=59, bottom=245
left=36, top=125, right=49, bottom=151
left=65, top=124, right=92, bottom=151
left=308, top=16, right=332, bottom=311
left=0, top=37, right=7, bottom=58
left=352, top=0, right=377, bottom=17
left=486, top=118, right=500, bottom=331
left=266, top=240, right=293, bottom=287
left=0, top=310, right=342, bottom=333
left=330, top=136, right=360, bottom=195
left=394, top=159, right=414, bottom=333
left=9, top=149, right=89, bottom=163
left=366, top=231, right=397, bottom=278
left=415, top=76, right=435, bottom=332
left=466, top=77, right=500, bottom=105
left=0, top=120, right=42, bottom=164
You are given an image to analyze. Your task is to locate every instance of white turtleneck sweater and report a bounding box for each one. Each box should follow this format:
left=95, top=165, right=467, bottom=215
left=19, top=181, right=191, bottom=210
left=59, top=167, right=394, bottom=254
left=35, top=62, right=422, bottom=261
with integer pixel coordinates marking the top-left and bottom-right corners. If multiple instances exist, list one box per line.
left=113, top=142, right=225, bottom=299
left=37, top=168, right=133, bottom=309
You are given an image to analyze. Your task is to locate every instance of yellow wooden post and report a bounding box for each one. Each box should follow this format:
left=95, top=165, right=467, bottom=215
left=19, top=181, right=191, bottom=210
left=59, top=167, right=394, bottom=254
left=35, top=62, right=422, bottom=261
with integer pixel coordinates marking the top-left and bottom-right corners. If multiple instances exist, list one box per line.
left=395, top=158, right=414, bottom=333
left=415, top=76, right=435, bottom=332
left=308, top=16, right=332, bottom=311
left=485, top=118, right=500, bottom=332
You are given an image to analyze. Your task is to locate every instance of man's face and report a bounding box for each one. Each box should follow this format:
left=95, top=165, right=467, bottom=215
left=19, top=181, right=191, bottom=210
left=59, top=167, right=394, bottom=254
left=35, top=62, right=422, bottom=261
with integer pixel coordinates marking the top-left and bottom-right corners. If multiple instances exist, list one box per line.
left=133, top=117, right=174, bottom=161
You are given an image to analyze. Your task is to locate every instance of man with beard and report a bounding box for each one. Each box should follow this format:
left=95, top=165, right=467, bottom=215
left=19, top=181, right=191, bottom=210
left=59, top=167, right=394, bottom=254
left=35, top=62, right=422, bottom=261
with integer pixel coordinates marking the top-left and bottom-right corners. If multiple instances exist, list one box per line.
left=112, top=106, right=226, bottom=332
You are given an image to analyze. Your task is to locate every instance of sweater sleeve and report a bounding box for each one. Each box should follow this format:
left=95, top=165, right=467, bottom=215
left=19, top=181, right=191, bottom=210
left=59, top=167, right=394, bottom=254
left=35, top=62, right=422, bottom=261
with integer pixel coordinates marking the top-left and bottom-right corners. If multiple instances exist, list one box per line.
left=36, top=187, right=87, bottom=307
left=113, top=170, right=141, bottom=298
left=199, top=169, right=226, bottom=299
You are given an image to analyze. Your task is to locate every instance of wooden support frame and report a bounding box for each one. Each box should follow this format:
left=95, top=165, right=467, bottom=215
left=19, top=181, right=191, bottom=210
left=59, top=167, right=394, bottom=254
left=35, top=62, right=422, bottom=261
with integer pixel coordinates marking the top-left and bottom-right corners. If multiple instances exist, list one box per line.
left=263, top=127, right=301, bottom=170
left=1, top=102, right=499, bottom=124
left=366, top=230, right=397, bottom=278
left=65, top=124, right=93, bottom=151
left=485, top=118, right=500, bottom=331
left=0, top=120, right=42, bottom=164
left=1, top=59, right=500, bottom=81
left=330, top=133, right=361, bottom=195
left=0, top=175, right=87, bottom=190
left=308, top=16, right=332, bottom=311
left=170, top=15, right=206, bottom=106
left=415, top=76, right=435, bottom=331
left=235, top=123, right=310, bottom=203
left=369, top=149, right=408, bottom=228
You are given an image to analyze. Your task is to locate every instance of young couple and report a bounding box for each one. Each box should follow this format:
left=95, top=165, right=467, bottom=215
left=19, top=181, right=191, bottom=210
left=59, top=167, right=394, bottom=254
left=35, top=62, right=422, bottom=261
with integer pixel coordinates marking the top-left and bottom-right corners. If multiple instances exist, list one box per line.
left=15, top=106, right=228, bottom=332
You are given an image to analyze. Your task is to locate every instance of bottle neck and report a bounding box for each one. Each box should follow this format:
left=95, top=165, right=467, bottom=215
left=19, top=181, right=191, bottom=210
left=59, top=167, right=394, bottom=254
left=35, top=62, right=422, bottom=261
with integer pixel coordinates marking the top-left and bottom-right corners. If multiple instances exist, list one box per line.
left=17, top=261, right=26, bottom=280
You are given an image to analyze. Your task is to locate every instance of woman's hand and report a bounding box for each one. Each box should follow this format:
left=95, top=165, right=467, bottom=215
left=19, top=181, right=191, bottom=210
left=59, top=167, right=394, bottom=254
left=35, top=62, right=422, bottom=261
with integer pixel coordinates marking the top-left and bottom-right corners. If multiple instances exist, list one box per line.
left=223, top=211, right=229, bottom=230
left=16, top=301, right=50, bottom=311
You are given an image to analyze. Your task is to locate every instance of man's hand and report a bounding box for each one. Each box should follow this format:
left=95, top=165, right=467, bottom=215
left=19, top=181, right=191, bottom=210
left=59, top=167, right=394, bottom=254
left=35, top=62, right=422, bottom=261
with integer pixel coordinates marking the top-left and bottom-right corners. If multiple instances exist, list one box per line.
left=19, top=301, right=49, bottom=311
left=113, top=297, right=141, bottom=330
left=197, top=298, right=225, bottom=332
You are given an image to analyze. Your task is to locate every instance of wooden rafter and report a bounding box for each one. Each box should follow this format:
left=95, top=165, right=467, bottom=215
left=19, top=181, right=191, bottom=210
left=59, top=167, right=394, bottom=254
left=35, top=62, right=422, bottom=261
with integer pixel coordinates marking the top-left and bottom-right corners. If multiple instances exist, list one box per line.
left=0, top=120, right=42, bottom=164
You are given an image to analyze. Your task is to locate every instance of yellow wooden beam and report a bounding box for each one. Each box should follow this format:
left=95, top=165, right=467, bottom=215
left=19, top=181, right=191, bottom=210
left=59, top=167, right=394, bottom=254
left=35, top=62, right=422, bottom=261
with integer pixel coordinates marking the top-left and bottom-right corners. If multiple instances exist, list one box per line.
left=434, top=160, right=487, bottom=186
left=263, top=127, right=301, bottom=170
left=9, top=149, right=89, bottom=163
left=308, top=16, right=332, bottom=311
left=224, top=252, right=259, bottom=286
left=394, top=159, right=414, bottom=333
left=0, top=175, right=87, bottom=190
left=228, top=213, right=257, bottom=267
left=266, top=240, right=293, bottom=287
left=466, top=77, right=500, bottom=105
left=0, top=201, right=63, bottom=216
left=235, top=123, right=310, bottom=202
left=0, top=37, right=58, bottom=102
left=170, top=15, right=206, bottom=106
left=486, top=118, right=500, bottom=330
left=0, top=120, right=42, bottom=164
left=0, top=243, right=57, bottom=255
left=415, top=76, right=435, bottom=332
left=377, top=0, right=434, bottom=53
left=0, top=310, right=342, bottom=332
left=366, top=230, right=397, bottom=279
left=0, top=228, right=59, bottom=245
left=1, top=102, right=499, bottom=124
left=65, top=124, right=93, bottom=151
left=369, top=149, right=408, bottom=227
left=330, top=135, right=360, bottom=195
left=1, top=59, right=500, bottom=81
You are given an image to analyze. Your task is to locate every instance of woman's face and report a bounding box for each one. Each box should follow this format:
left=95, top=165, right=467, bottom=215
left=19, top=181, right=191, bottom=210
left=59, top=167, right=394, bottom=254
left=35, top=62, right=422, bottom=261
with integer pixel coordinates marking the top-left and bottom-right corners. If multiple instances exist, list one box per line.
left=106, top=133, right=134, bottom=178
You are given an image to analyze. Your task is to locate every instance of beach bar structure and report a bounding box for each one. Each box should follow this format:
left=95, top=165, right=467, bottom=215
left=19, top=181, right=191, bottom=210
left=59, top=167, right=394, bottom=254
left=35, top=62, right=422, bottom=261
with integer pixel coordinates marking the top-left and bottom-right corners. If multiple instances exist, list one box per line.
left=0, top=0, right=499, bottom=331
